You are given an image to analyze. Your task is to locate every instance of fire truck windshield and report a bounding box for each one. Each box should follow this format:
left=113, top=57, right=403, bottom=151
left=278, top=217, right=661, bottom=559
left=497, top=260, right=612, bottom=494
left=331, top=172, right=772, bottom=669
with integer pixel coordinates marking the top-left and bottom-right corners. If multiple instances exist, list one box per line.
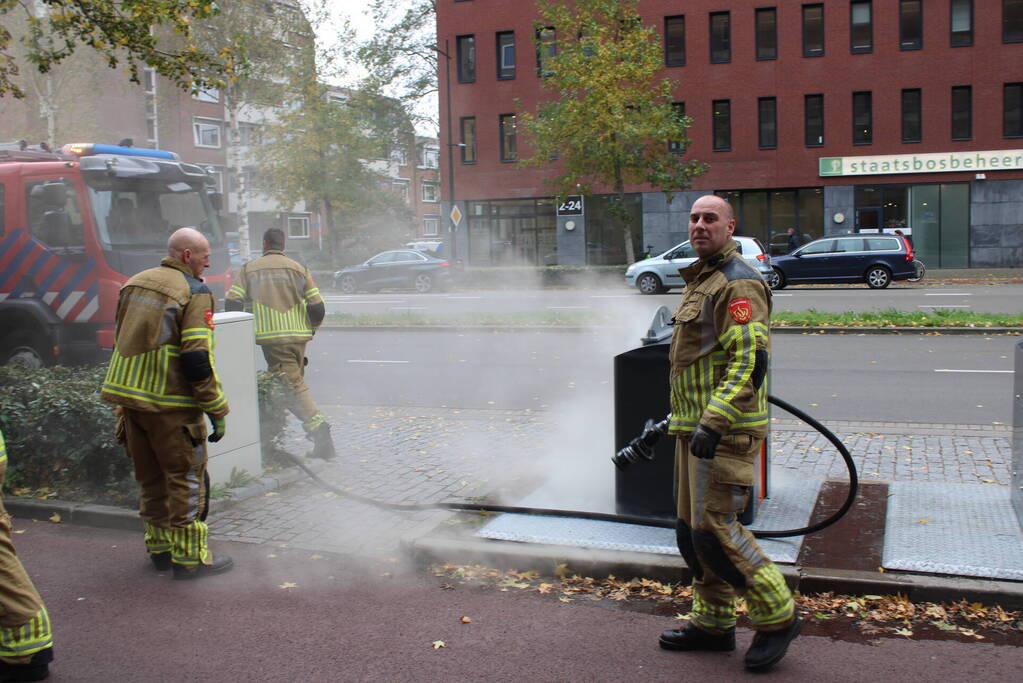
left=85, top=179, right=224, bottom=250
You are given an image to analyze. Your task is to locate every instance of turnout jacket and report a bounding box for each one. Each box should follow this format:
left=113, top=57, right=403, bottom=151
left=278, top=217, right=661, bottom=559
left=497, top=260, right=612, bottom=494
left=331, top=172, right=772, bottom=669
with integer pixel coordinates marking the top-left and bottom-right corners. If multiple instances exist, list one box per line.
left=225, top=251, right=323, bottom=345
left=668, top=240, right=770, bottom=438
left=101, top=258, right=228, bottom=418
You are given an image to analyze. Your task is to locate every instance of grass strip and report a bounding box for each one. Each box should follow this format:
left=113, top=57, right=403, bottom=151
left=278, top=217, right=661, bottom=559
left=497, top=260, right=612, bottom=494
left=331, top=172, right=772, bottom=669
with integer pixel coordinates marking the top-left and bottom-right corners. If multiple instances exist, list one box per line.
left=326, top=308, right=1022, bottom=328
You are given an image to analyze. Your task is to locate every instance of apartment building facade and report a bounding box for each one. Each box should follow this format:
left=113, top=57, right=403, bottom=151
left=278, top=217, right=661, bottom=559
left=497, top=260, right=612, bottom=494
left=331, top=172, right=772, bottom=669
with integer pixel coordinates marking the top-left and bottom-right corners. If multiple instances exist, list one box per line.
left=437, top=0, right=1023, bottom=268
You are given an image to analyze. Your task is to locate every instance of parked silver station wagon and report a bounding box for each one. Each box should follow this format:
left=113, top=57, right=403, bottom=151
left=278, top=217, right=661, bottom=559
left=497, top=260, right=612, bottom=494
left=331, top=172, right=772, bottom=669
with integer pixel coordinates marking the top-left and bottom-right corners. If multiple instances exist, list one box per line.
left=625, top=236, right=775, bottom=294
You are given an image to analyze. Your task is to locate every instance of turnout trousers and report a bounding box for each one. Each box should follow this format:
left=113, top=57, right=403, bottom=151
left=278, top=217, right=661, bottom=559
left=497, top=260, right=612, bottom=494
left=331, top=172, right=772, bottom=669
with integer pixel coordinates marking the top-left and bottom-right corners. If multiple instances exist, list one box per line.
left=261, top=342, right=324, bottom=432
left=0, top=470, right=52, bottom=664
left=674, top=434, right=794, bottom=634
left=124, top=408, right=212, bottom=567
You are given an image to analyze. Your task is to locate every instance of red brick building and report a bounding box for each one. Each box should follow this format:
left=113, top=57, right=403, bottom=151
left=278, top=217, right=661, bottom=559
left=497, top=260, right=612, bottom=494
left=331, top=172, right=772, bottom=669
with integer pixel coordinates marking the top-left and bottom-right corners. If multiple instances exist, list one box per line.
left=437, top=0, right=1023, bottom=268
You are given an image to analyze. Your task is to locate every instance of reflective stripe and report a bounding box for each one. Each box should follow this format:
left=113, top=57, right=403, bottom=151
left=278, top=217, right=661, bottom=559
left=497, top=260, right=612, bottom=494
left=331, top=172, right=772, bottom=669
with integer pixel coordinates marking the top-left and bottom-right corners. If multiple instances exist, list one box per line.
left=169, top=520, right=210, bottom=565
left=144, top=522, right=172, bottom=554
left=690, top=593, right=737, bottom=631
left=304, top=287, right=320, bottom=302
left=745, top=564, right=795, bottom=628
left=251, top=300, right=314, bottom=341
left=0, top=429, right=6, bottom=464
left=181, top=327, right=211, bottom=341
left=0, top=606, right=52, bottom=657
left=227, top=284, right=246, bottom=299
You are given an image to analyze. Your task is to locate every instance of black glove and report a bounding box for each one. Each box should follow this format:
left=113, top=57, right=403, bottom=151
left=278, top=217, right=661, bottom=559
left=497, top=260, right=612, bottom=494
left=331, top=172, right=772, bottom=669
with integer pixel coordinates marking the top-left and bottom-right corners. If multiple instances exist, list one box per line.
left=689, top=424, right=721, bottom=460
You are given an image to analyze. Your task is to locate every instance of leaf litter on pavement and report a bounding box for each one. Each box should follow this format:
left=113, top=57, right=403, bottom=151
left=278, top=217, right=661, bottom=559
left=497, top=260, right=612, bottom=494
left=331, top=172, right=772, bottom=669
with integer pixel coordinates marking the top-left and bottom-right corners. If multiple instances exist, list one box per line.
left=432, top=563, right=1022, bottom=643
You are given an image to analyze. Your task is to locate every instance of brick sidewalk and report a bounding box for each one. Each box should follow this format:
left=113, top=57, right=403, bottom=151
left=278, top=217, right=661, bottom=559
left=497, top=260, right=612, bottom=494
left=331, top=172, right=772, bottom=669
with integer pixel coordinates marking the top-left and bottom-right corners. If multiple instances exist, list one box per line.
left=209, top=405, right=1012, bottom=560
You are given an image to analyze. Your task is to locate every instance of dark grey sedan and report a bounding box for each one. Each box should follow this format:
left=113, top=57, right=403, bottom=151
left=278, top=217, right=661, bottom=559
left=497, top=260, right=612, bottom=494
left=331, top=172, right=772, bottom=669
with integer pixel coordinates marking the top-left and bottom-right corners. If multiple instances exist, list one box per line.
left=333, top=249, right=453, bottom=294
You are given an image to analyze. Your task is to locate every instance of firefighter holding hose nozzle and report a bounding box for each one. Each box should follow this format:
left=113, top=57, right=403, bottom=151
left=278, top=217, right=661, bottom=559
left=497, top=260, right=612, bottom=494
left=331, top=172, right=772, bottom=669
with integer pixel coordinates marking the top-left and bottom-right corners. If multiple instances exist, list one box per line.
left=657, top=195, right=800, bottom=672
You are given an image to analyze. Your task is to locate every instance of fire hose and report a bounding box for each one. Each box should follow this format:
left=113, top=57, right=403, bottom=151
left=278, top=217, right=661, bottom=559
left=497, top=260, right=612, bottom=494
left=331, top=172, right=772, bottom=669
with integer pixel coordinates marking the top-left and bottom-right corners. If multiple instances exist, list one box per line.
left=284, top=393, right=857, bottom=539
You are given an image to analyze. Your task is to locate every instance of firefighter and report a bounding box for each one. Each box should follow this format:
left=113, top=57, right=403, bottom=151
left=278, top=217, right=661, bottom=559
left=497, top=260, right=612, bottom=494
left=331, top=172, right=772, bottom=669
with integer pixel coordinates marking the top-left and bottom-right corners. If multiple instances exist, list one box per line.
left=0, top=429, right=54, bottom=682
left=224, top=228, right=334, bottom=460
left=657, top=195, right=800, bottom=672
left=101, top=227, right=233, bottom=580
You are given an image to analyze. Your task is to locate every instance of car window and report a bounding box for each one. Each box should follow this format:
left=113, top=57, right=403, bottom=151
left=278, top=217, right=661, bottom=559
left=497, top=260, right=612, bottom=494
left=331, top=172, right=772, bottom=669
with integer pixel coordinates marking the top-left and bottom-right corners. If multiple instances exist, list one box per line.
left=751, top=237, right=767, bottom=255
left=799, top=239, right=835, bottom=255
left=667, top=243, right=696, bottom=259
left=368, top=253, right=396, bottom=265
left=865, top=237, right=900, bottom=251
left=835, top=238, right=864, bottom=252
left=394, top=251, right=426, bottom=262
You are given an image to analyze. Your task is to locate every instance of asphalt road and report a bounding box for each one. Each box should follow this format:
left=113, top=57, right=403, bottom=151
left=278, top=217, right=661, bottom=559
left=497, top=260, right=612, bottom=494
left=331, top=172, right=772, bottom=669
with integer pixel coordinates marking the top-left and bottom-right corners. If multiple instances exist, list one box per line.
left=16, top=522, right=1022, bottom=682
left=322, top=283, right=1023, bottom=316
left=306, top=329, right=1016, bottom=425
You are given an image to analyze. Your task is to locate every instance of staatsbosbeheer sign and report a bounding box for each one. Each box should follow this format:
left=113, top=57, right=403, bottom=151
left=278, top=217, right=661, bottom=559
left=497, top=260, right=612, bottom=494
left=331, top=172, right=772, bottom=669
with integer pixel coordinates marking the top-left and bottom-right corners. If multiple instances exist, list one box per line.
left=820, top=149, right=1023, bottom=177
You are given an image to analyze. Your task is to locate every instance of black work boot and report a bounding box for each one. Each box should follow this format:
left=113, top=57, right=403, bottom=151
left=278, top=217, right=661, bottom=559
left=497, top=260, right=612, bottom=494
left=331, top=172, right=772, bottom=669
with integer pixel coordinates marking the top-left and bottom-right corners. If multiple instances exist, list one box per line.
left=309, top=422, right=336, bottom=461
left=744, top=618, right=802, bottom=671
left=0, top=646, right=53, bottom=682
left=659, top=623, right=736, bottom=652
left=172, top=554, right=234, bottom=580
left=150, top=552, right=172, bottom=571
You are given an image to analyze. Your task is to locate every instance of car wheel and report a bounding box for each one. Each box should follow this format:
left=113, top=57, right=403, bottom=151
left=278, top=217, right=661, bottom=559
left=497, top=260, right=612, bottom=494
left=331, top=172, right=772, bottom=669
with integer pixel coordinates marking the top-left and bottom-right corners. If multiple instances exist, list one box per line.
left=413, top=273, right=433, bottom=293
left=764, top=269, right=781, bottom=290
left=865, top=265, right=892, bottom=289
left=0, top=330, right=52, bottom=369
left=636, top=273, right=664, bottom=295
left=770, top=267, right=787, bottom=290
left=337, top=275, right=357, bottom=294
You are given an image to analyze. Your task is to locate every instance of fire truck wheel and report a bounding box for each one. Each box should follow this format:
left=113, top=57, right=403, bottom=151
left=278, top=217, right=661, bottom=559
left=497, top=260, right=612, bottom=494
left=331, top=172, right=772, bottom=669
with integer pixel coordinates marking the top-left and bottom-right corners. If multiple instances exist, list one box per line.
left=0, top=330, right=52, bottom=370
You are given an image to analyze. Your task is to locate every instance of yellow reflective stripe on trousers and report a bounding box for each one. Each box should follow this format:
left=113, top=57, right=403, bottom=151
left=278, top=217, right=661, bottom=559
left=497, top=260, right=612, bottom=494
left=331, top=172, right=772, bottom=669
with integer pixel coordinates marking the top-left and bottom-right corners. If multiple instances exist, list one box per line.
left=0, top=606, right=52, bottom=657
left=251, top=300, right=313, bottom=341
left=143, top=522, right=172, bottom=554
left=169, top=520, right=211, bottom=565
left=689, top=592, right=737, bottom=632
left=0, top=429, right=6, bottom=464
left=744, top=564, right=795, bottom=628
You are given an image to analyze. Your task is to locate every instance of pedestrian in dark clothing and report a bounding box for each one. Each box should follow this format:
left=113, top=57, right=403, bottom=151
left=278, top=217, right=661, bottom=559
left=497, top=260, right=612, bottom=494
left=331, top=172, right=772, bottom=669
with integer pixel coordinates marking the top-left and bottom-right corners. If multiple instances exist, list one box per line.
left=786, top=228, right=801, bottom=253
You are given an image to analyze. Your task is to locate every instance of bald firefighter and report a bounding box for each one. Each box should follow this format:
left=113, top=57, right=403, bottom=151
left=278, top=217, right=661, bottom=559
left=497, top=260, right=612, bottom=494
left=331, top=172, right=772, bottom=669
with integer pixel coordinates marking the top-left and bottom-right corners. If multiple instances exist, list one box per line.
left=0, top=430, right=54, bottom=681
left=225, top=228, right=334, bottom=460
left=657, top=195, right=800, bottom=672
left=101, top=227, right=233, bottom=579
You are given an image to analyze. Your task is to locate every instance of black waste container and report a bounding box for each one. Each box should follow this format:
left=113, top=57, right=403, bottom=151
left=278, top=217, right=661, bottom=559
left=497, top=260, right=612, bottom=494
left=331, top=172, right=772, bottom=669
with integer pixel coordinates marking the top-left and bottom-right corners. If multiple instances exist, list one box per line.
left=614, top=307, right=760, bottom=524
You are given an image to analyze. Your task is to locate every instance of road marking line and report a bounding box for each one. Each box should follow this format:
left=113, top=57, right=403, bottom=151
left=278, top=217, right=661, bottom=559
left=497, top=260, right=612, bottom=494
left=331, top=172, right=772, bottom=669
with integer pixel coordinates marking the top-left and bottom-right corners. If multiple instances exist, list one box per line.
left=389, top=306, right=428, bottom=310
left=347, top=360, right=410, bottom=364
left=547, top=306, right=591, bottom=309
left=772, top=293, right=792, bottom=297
left=934, top=369, right=1012, bottom=374
left=590, top=295, right=633, bottom=299
left=924, top=292, right=972, bottom=296
left=328, top=300, right=401, bottom=305
left=446, top=296, right=483, bottom=299
left=917, top=305, right=971, bottom=308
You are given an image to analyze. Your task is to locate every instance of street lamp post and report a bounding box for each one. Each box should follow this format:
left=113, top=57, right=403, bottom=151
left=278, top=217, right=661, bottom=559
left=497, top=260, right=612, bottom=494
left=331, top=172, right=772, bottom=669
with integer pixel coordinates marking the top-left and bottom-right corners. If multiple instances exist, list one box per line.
left=433, top=39, right=459, bottom=264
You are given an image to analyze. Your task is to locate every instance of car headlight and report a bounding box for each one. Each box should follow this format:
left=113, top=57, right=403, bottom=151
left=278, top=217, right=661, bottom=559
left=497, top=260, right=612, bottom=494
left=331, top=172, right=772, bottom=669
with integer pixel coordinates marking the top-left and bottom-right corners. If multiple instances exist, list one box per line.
left=625, top=265, right=635, bottom=275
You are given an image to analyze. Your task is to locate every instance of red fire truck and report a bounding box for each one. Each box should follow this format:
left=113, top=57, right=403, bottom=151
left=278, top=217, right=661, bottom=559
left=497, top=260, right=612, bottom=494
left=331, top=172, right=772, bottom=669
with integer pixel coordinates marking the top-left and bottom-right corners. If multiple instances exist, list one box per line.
left=0, top=142, right=232, bottom=367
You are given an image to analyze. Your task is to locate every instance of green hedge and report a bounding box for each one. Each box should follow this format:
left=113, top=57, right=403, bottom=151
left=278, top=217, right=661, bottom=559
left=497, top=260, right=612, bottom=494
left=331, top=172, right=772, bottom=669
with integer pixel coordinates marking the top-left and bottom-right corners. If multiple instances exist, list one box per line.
left=0, top=365, right=295, bottom=505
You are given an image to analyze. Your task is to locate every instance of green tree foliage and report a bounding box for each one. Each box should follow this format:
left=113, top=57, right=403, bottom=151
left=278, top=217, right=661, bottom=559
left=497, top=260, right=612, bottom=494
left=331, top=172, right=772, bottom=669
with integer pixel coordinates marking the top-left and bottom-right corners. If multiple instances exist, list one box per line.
left=519, top=0, right=706, bottom=263
left=0, top=0, right=236, bottom=99
left=257, top=69, right=413, bottom=266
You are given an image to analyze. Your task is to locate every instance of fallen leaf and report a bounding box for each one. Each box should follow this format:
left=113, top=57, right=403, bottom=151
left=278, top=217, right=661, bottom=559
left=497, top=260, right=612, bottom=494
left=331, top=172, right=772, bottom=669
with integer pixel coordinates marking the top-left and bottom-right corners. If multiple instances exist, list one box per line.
left=432, top=640, right=446, bottom=650
left=278, top=582, right=297, bottom=590
left=917, top=519, right=930, bottom=525
left=558, top=596, right=573, bottom=603
left=13, top=529, right=25, bottom=535
left=48, top=513, right=61, bottom=524
left=893, top=627, right=913, bottom=637
left=459, top=616, right=472, bottom=624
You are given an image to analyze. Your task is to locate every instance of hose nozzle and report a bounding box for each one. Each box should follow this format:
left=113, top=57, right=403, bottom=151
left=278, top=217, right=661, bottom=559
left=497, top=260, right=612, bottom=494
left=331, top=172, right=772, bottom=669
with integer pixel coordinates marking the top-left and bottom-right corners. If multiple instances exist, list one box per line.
left=612, top=415, right=670, bottom=471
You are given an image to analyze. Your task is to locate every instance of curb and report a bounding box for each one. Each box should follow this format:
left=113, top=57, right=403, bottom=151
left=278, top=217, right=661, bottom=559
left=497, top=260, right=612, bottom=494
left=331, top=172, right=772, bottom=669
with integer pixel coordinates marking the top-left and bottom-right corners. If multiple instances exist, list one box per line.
left=320, top=324, right=1021, bottom=336
left=402, top=525, right=1023, bottom=610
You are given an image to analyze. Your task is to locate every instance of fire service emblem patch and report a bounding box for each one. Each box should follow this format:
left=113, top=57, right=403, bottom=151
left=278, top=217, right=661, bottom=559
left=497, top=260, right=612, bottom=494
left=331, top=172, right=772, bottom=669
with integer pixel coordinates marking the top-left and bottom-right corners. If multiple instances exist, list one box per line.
left=728, top=298, right=752, bottom=323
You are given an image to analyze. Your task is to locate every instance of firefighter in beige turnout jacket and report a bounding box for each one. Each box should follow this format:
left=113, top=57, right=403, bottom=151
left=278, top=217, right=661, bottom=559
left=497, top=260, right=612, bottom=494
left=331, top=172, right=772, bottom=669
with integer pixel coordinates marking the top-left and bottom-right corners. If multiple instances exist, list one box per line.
left=101, top=227, right=233, bottom=580
left=0, top=430, right=54, bottom=681
left=658, top=196, right=800, bottom=673
left=225, top=228, right=334, bottom=460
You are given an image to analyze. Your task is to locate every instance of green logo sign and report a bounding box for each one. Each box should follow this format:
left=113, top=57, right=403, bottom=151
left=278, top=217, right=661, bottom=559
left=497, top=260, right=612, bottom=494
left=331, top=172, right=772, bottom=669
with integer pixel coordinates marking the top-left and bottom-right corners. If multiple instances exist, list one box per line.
left=819, top=158, right=843, bottom=176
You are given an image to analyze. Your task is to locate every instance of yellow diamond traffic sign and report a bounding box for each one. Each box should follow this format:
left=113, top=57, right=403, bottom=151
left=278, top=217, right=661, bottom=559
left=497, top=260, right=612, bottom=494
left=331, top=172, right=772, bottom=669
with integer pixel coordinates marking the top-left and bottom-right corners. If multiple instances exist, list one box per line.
left=449, top=205, right=462, bottom=227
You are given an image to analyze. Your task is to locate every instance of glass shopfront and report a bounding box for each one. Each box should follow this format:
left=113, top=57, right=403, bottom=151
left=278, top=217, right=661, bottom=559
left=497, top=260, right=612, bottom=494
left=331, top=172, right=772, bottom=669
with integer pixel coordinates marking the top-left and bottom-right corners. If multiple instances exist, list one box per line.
left=719, top=187, right=824, bottom=255
left=466, top=198, right=557, bottom=265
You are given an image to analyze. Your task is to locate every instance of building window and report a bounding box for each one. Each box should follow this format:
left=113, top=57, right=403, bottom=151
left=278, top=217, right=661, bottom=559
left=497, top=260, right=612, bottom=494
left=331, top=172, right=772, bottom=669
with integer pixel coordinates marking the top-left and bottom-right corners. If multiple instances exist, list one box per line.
left=1004, top=83, right=1022, bottom=137
left=457, top=35, right=476, bottom=83
left=392, top=180, right=409, bottom=203
left=460, top=116, right=477, bottom=163
left=850, top=0, right=872, bottom=53
left=536, top=27, right=556, bottom=76
left=1006, top=0, right=1023, bottom=42
left=237, top=122, right=262, bottom=146
left=802, top=4, right=824, bottom=57
left=422, top=216, right=440, bottom=236
left=192, top=117, right=221, bottom=148
left=497, top=31, right=515, bottom=79
left=420, top=146, right=439, bottom=169
left=668, top=101, right=686, bottom=154
left=712, top=99, right=730, bottom=151
left=664, top=15, right=685, bottom=67
left=952, top=86, right=972, bottom=140
left=500, top=114, right=517, bottom=161
left=950, top=0, right=973, bottom=46
left=758, top=97, right=777, bottom=149
left=286, top=215, right=309, bottom=239
left=421, top=182, right=439, bottom=202
left=805, top=94, right=824, bottom=146
left=755, top=8, right=777, bottom=60
left=900, top=0, right=923, bottom=50
left=143, top=67, right=158, bottom=148
left=901, top=89, right=921, bottom=143
left=193, top=87, right=220, bottom=103
left=853, top=91, right=872, bottom=145
left=709, top=12, right=730, bottom=64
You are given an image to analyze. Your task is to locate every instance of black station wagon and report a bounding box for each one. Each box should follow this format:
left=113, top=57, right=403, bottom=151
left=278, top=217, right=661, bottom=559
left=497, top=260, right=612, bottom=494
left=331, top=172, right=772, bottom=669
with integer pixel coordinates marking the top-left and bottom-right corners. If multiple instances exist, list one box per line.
left=769, top=234, right=920, bottom=289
